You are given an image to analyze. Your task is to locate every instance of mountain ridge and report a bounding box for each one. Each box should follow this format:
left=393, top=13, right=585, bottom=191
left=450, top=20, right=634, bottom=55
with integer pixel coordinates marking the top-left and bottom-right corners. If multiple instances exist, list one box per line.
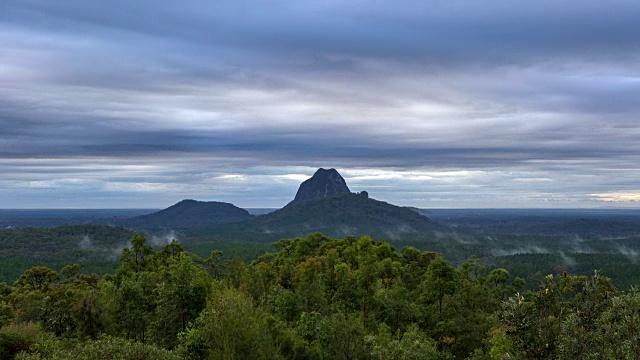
left=123, top=168, right=450, bottom=242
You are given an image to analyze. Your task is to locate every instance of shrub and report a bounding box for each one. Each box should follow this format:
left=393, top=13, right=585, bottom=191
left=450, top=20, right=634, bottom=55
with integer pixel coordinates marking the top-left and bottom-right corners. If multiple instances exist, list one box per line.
left=0, top=323, right=43, bottom=359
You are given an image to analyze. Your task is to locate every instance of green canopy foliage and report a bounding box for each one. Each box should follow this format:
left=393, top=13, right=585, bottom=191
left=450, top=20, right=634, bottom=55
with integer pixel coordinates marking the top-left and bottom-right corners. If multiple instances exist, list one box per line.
left=1, top=232, right=639, bottom=359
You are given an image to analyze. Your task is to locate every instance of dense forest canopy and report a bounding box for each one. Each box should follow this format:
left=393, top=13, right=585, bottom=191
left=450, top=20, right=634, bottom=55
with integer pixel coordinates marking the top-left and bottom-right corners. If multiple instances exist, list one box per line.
left=1, top=233, right=638, bottom=359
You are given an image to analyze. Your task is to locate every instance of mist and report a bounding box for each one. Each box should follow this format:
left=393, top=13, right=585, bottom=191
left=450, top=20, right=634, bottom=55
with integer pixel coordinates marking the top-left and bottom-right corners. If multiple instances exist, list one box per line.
left=150, top=230, right=179, bottom=246
left=78, top=235, right=94, bottom=250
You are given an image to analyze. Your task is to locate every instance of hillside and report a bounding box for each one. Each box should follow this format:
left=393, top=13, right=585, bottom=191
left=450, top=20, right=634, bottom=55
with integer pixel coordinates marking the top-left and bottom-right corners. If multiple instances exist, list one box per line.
left=252, top=192, right=449, bottom=239
left=123, top=199, right=253, bottom=230
left=0, top=224, right=134, bottom=257
left=0, top=224, right=136, bottom=282
left=257, top=168, right=447, bottom=238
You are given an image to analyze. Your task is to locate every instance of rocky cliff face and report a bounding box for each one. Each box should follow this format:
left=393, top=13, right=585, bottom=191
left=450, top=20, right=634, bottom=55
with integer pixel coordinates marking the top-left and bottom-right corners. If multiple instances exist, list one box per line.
left=289, top=168, right=351, bottom=205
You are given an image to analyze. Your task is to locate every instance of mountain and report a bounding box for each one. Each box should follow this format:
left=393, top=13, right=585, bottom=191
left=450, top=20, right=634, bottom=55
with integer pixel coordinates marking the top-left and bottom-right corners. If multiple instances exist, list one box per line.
left=290, top=168, right=351, bottom=205
left=124, top=199, right=253, bottom=229
left=251, top=192, right=449, bottom=239
left=185, top=169, right=450, bottom=243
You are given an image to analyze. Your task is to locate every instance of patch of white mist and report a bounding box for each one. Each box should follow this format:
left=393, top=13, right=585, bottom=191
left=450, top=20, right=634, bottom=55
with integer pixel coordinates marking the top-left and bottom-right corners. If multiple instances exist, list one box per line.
left=151, top=230, right=178, bottom=246
left=616, top=246, right=639, bottom=263
left=78, top=235, right=94, bottom=250
left=559, top=251, right=577, bottom=267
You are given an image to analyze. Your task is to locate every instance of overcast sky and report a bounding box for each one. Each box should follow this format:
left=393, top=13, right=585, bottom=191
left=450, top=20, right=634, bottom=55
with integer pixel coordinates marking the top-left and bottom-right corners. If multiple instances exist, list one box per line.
left=1, top=0, right=640, bottom=208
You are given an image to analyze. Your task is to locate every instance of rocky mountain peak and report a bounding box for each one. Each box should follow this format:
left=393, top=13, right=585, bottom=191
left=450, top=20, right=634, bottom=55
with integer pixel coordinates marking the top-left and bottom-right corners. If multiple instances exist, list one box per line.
left=290, top=168, right=351, bottom=205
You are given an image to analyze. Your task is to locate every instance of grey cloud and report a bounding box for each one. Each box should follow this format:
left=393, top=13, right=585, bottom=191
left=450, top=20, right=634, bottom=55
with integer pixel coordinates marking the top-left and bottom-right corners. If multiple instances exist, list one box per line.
left=5, top=1, right=640, bottom=65
left=1, top=1, right=640, bottom=207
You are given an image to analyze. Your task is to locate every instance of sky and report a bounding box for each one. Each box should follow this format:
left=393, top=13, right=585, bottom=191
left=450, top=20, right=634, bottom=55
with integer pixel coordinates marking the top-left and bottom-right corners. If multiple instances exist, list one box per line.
left=1, top=0, right=640, bottom=209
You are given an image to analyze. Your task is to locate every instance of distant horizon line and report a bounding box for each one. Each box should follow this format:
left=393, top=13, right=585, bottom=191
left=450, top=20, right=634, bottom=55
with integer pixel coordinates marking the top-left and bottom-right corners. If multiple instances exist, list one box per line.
left=1, top=206, right=640, bottom=211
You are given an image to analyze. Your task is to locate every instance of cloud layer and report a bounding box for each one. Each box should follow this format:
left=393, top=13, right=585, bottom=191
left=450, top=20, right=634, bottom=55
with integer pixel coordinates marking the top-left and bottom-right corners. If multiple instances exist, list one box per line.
left=1, top=0, right=640, bottom=208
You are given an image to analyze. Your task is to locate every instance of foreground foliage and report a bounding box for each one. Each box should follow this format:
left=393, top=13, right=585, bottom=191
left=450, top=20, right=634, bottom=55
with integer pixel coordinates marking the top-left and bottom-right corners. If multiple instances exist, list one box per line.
left=0, top=232, right=637, bottom=359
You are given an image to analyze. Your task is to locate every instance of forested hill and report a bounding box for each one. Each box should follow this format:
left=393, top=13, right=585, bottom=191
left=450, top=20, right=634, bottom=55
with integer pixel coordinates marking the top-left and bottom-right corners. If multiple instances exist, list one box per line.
left=0, top=224, right=135, bottom=282
left=257, top=192, right=449, bottom=237
left=0, top=224, right=134, bottom=258
left=122, top=199, right=253, bottom=229
left=188, top=192, right=451, bottom=243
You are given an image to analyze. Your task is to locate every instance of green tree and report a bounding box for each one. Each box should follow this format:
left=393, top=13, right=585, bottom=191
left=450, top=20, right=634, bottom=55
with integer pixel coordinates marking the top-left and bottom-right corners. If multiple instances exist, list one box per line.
left=374, top=280, right=415, bottom=332
left=151, top=253, right=210, bottom=348
left=319, top=312, right=368, bottom=360
left=118, top=234, right=155, bottom=278
left=60, top=264, right=81, bottom=280
left=487, top=269, right=509, bottom=288
left=115, top=278, right=149, bottom=342
left=14, top=267, right=59, bottom=291
left=367, top=323, right=442, bottom=360
left=72, top=292, right=103, bottom=340
left=184, top=286, right=282, bottom=360
left=202, top=250, right=223, bottom=280
left=423, top=256, right=459, bottom=318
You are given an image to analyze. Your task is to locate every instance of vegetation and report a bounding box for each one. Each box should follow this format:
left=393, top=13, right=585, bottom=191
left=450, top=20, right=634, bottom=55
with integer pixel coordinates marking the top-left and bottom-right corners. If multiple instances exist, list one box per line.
left=254, top=193, right=448, bottom=236
left=4, top=221, right=640, bottom=292
left=1, top=232, right=638, bottom=359
left=0, top=225, right=133, bottom=282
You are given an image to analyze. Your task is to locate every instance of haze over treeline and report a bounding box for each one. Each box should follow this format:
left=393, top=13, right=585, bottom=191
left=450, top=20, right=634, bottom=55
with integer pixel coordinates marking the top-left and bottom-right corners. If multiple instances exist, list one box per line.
left=2, top=0, right=640, bottom=209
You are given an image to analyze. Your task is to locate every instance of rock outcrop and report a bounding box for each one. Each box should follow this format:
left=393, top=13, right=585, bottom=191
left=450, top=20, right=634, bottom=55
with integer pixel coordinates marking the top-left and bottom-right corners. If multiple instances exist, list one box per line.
left=289, top=168, right=351, bottom=205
